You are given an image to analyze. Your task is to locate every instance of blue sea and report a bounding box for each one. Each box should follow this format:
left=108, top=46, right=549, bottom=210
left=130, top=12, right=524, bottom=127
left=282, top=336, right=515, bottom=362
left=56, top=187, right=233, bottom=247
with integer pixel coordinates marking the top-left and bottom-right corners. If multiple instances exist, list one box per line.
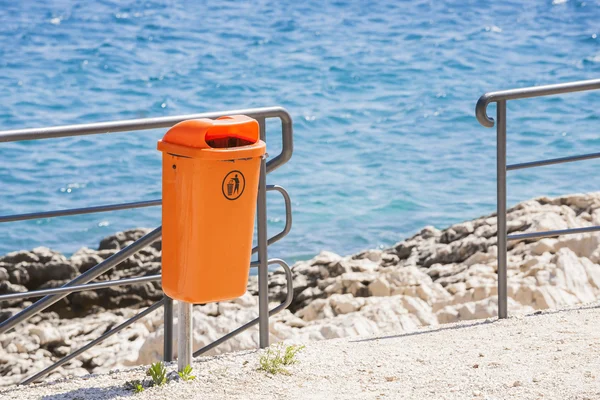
left=0, top=0, right=599, bottom=263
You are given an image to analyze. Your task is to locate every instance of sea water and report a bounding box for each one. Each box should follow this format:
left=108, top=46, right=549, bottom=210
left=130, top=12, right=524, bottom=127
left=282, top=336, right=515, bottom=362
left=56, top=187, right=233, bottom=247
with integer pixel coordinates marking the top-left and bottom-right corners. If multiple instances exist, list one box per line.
left=0, top=0, right=599, bottom=262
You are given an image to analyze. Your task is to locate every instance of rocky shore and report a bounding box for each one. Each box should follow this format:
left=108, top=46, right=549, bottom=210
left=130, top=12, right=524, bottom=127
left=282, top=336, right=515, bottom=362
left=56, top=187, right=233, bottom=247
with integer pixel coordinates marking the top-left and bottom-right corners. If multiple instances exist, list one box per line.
left=3, top=192, right=600, bottom=386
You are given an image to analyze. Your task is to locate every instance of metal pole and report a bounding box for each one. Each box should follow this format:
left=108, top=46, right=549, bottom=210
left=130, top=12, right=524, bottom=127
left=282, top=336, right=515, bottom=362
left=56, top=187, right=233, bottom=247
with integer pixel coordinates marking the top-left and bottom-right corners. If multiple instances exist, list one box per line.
left=496, top=100, right=508, bottom=319
left=476, top=79, right=600, bottom=128
left=257, top=116, right=266, bottom=144
left=257, top=118, right=270, bottom=348
left=0, top=275, right=160, bottom=302
left=177, top=301, right=193, bottom=371
left=163, top=296, right=174, bottom=362
left=0, top=106, right=289, bottom=143
left=0, top=199, right=161, bottom=224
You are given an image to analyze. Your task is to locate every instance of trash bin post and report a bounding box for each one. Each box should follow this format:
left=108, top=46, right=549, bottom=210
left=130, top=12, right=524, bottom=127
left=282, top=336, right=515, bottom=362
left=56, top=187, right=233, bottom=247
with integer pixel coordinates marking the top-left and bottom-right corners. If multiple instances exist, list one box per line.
left=177, top=301, right=192, bottom=371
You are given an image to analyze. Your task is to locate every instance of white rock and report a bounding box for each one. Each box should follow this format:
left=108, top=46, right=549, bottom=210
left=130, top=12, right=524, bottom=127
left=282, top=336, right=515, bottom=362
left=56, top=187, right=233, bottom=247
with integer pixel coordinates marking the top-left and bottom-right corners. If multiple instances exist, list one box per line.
left=28, top=327, right=64, bottom=347
left=553, top=248, right=596, bottom=303
left=556, top=234, right=600, bottom=258
left=436, top=306, right=459, bottom=324
left=311, top=251, right=342, bottom=265
left=347, top=281, right=367, bottom=297
left=368, top=277, right=391, bottom=297
left=582, top=258, right=600, bottom=289
left=330, top=294, right=365, bottom=314
left=401, top=296, right=436, bottom=326
left=531, top=238, right=558, bottom=255
left=464, top=251, right=492, bottom=266
left=531, top=213, right=569, bottom=233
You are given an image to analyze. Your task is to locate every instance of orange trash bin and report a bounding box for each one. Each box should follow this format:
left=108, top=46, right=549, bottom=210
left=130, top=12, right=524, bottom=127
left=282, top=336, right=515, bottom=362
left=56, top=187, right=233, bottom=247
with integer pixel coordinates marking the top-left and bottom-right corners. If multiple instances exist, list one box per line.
left=157, top=115, right=266, bottom=303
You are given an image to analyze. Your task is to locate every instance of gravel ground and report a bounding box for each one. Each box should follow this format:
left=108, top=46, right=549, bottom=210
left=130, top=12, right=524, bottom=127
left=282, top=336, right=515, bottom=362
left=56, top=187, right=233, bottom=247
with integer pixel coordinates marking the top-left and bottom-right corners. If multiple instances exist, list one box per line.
left=3, top=304, right=600, bottom=400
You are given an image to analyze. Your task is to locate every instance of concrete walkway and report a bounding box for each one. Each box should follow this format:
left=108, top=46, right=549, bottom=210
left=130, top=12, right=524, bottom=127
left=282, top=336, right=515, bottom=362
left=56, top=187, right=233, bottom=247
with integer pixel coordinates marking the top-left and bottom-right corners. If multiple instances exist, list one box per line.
left=3, top=304, right=600, bottom=400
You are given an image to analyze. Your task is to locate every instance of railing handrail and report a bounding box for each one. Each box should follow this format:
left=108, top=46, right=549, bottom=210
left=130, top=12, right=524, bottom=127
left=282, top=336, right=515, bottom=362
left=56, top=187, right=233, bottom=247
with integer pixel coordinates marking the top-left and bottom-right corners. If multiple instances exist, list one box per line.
left=0, top=106, right=289, bottom=140
left=0, top=106, right=293, bottom=174
left=476, top=78, right=600, bottom=320
left=476, top=78, right=600, bottom=127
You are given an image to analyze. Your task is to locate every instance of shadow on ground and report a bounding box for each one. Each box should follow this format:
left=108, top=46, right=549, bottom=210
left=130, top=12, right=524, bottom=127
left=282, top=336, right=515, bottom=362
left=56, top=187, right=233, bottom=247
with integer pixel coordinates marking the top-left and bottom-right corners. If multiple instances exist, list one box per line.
left=0, top=382, right=133, bottom=400
left=40, top=385, right=133, bottom=400
left=524, top=302, right=600, bottom=318
left=350, top=318, right=498, bottom=343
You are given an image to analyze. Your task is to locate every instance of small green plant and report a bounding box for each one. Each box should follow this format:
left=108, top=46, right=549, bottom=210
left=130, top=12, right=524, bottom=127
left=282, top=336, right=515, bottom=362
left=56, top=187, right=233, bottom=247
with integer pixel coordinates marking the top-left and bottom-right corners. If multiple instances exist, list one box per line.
left=146, top=361, right=167, bottom=387
left=124, top=379, right=145, bottom=393
left=178, top=364, right=196, bottom=381
left=282, top=344, right=305, bottom=365
left=125, top=362, right=196, bottom=393
left=258, top=343, right=305, bottom=375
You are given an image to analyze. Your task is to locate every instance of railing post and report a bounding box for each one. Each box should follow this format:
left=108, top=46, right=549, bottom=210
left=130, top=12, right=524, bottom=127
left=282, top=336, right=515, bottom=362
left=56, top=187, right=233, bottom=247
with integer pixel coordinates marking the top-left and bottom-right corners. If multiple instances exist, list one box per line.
left=256, top=117, right=269, bottom=348
left=163, top=295, right=174, bottom=362
left=496, top=100, right=508, bottom=319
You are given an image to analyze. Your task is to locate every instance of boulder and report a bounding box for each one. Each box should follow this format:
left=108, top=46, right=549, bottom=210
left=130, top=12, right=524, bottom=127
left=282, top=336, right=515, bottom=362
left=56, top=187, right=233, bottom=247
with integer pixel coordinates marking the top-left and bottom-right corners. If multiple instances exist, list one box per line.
left=98, top=228, right=153, bottom=251
left=0, top=251, right=39, bottom=265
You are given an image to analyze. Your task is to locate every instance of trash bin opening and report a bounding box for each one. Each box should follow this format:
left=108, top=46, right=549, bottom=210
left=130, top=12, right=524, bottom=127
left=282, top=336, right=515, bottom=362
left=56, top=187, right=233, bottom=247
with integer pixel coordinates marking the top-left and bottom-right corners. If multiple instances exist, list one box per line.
left=206, top=137, right=256, bottom=148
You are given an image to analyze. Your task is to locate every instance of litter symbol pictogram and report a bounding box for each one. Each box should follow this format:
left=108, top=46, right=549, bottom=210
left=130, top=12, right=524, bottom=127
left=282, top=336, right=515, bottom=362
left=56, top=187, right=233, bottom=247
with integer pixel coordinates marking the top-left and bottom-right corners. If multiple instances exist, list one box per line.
left=222, top=170, right=245, bottom=200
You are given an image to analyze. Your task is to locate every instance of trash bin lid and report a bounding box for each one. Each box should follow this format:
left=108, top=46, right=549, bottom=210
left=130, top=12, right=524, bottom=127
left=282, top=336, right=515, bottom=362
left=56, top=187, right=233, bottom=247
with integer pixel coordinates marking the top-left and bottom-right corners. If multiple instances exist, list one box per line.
left=157, top=115, right=265, bottom=160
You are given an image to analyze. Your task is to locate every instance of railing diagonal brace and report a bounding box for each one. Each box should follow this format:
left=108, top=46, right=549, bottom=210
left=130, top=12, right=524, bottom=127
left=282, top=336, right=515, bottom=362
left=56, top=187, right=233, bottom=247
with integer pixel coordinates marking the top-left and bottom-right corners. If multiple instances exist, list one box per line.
left=0, top=227, right=162, bottom=335
left=508, top=225, right=600, bottom=241
left=20, top=299, right=165, bottom=385
left=193, top=259, right=293, bottom=357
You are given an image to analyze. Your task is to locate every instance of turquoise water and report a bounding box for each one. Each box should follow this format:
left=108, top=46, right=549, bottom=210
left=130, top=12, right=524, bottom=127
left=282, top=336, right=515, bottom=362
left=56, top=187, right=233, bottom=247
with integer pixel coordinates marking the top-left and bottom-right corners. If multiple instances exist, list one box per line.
left=1, top=0, right=600, bottom=262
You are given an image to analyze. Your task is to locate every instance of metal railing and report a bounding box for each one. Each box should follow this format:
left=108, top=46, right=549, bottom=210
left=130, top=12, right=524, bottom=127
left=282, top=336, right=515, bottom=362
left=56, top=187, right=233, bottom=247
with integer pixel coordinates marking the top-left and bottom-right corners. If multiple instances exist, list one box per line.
left=0, top=106, right=294, bottom=384
left=476, top=78, right=600, bottom=319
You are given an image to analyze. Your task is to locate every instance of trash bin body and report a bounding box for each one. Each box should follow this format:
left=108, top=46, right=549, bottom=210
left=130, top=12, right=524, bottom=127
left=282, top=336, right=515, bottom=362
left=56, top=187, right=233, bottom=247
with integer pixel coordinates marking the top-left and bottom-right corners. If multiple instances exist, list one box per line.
left=158, top=116, right=266, bottom=303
